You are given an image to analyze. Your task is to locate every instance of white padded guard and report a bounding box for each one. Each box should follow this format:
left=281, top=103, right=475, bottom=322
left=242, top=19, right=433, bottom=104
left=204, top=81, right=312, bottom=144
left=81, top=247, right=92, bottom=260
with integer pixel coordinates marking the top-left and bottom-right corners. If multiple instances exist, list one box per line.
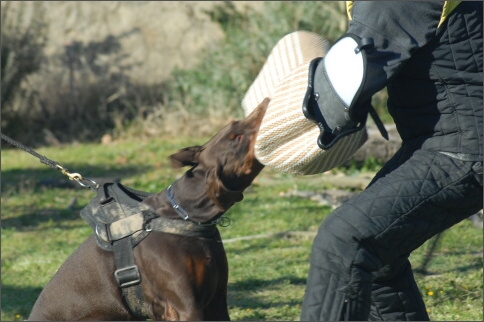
left=242, top=31, right=368, bottom=175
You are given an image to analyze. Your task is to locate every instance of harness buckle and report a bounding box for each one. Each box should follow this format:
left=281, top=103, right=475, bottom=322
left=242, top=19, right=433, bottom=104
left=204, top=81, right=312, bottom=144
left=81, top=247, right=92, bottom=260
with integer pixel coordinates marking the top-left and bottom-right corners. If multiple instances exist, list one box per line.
left=114, top=265, right=141, bottom=288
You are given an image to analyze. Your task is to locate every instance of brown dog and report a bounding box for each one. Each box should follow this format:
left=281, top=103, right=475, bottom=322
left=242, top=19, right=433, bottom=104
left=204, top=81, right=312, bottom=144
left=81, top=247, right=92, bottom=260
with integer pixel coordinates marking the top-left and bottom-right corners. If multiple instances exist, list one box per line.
left=28, top=98, right=269, bottom=321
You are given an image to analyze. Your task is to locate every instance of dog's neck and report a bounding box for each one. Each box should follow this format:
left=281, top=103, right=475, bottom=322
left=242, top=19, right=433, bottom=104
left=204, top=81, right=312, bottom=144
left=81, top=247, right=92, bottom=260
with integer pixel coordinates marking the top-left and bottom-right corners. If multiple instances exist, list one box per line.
left=142, top=167, right=244, bottom=225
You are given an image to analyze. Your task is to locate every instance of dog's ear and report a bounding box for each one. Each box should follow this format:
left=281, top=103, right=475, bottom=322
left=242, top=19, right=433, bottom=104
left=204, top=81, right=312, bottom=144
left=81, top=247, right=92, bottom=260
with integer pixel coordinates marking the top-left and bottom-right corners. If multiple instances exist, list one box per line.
left=169, top=146, right=202, bottom=168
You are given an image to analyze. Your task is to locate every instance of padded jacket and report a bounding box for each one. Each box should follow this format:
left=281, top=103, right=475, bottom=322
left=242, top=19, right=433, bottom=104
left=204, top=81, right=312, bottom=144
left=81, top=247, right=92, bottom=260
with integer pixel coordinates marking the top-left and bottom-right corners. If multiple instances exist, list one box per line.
left=346, top=1, right=482, bottom=160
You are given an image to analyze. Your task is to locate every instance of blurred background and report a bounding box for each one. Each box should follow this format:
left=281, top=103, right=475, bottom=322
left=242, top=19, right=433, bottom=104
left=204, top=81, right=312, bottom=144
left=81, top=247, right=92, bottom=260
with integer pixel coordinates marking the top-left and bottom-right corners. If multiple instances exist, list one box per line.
left=2, top=1, right=388, bottom=148
left=1, top=4, right=481, bottom=321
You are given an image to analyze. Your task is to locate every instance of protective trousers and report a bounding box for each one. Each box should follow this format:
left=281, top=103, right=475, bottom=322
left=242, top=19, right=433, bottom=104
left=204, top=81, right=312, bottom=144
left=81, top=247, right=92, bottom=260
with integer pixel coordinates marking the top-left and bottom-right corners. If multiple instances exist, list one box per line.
left=300, top=148, right=483, bottom=321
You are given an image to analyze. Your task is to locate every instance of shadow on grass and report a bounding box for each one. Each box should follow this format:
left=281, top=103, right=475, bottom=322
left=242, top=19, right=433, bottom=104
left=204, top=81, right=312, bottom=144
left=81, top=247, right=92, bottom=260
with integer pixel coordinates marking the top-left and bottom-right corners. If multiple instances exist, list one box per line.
left=415, top=254, right=483, bottom=276
left=1, top=205, right=87, bottom=231
left=1, top=284, right=43, bottom=320
left=228, top=276, right=306, bottom=313
left=232, top=276, right=306, bottom=291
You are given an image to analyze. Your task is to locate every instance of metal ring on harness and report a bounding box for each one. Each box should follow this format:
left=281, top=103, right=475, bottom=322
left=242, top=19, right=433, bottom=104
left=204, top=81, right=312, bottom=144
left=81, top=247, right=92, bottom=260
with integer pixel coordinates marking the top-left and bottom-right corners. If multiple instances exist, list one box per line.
left=217, top=216, right=231, bottom=227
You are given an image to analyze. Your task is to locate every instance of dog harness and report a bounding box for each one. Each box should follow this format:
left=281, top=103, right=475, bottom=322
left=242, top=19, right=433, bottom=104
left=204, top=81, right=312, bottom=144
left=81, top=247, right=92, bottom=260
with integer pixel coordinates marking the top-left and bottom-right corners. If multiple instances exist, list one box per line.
left=80, top=182, right=218, bottom=318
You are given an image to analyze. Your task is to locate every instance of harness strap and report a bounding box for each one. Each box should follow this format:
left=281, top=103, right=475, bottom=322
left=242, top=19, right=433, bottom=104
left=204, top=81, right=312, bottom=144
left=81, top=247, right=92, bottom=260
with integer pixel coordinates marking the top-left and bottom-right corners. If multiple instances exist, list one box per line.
left=86, top=182, right=153, bottom=318
left=368, top=105, right=389, bottom=140
left=110, top=213, right=145, bottom=240
left=96, top=211, right=156, bottom=243
left=146, top=215, right=219, bottom=238
left=112, top=237, right=148, bottom=318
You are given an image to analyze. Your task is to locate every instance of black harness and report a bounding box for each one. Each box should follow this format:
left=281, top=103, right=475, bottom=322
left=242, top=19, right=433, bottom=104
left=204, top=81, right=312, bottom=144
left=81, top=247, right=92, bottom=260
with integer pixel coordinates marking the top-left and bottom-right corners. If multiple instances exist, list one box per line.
left=80, top=182, right=219, bottom=318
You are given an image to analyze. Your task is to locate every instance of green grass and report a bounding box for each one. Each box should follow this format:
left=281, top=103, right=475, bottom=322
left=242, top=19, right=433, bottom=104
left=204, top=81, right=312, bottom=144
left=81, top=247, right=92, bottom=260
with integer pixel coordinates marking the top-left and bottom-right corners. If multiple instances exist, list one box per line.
left=1, top=138, right=482, bottom=321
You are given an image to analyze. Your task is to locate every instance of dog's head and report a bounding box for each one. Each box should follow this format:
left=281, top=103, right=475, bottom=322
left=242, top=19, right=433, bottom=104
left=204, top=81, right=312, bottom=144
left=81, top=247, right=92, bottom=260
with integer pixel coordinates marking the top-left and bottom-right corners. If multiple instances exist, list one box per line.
left=169, top=98, right=269, bottom=209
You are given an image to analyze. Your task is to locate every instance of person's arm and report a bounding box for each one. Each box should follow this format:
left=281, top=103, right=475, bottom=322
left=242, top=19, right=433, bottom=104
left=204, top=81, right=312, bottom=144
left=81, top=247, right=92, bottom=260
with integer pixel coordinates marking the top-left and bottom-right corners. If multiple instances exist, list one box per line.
left=304, top=1, right=445, bottom=148
left=347, top=1, right=444, bottom=99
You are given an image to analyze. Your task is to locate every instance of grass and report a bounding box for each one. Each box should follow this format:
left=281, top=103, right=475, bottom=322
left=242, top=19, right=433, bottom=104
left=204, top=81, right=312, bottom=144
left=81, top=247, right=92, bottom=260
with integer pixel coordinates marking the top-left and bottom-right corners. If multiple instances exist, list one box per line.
left=1, top=137, right=482, bottom=321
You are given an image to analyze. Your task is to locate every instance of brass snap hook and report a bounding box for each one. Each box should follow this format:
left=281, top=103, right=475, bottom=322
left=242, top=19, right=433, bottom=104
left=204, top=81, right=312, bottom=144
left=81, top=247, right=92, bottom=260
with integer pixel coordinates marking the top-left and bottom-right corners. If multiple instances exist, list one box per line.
left=55, top=164, right=99, bottom=189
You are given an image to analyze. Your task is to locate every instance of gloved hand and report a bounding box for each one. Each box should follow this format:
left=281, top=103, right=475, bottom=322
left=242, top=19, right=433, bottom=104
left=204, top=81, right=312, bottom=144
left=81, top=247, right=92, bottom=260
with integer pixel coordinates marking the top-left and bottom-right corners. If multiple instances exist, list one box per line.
left=303, top=34, right=386, bottom=150
left=303, top=57, right=367, bottom=150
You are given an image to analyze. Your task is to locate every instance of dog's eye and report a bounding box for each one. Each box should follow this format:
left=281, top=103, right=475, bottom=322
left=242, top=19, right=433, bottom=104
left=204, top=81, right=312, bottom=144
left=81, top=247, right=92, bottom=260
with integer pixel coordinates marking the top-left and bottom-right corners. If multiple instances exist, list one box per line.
left=229, top=133, right=243, bottom=143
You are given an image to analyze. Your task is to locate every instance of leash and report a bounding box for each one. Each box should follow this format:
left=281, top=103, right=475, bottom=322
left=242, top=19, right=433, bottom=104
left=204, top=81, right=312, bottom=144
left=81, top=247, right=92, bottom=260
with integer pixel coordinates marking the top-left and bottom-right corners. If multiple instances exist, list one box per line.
left=1, top=132, right=99, bottom=190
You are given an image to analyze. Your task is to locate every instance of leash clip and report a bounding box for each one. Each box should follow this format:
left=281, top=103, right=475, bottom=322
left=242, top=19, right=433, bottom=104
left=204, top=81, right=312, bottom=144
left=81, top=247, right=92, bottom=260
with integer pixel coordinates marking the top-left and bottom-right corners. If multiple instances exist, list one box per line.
left=55, top=164, right=99, bottom=189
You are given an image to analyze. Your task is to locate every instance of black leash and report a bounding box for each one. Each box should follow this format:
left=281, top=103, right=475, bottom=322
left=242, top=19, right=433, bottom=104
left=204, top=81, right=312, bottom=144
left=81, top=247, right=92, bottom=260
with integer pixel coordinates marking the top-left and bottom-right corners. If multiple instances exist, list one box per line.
left=1, top=132, right=99, bottom=190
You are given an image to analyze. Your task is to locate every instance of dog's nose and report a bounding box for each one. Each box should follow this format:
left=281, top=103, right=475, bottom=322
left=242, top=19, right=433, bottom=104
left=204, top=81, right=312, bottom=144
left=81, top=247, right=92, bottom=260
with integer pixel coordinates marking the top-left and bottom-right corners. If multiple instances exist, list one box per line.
left=245, top=98, right=270, bottom=128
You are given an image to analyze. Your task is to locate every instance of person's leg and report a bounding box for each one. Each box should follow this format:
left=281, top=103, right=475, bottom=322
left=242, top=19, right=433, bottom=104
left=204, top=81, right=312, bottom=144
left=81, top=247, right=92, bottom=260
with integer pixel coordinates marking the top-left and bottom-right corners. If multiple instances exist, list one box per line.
left=300, top=150, right=483, bottom=321
left=368, top=257, right=429, bottom=321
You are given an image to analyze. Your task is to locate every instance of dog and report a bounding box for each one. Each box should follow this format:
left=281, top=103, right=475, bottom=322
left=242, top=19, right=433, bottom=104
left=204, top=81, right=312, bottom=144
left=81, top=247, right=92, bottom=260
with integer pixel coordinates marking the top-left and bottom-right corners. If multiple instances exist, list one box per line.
left=28, top=98, right=269, bottom=321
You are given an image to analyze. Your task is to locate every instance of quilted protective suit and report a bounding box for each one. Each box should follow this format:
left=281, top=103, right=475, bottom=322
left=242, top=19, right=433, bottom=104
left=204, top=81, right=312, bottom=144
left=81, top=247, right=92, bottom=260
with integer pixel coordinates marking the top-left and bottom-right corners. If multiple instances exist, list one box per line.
left=300, top=1, right=483, bottom=321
